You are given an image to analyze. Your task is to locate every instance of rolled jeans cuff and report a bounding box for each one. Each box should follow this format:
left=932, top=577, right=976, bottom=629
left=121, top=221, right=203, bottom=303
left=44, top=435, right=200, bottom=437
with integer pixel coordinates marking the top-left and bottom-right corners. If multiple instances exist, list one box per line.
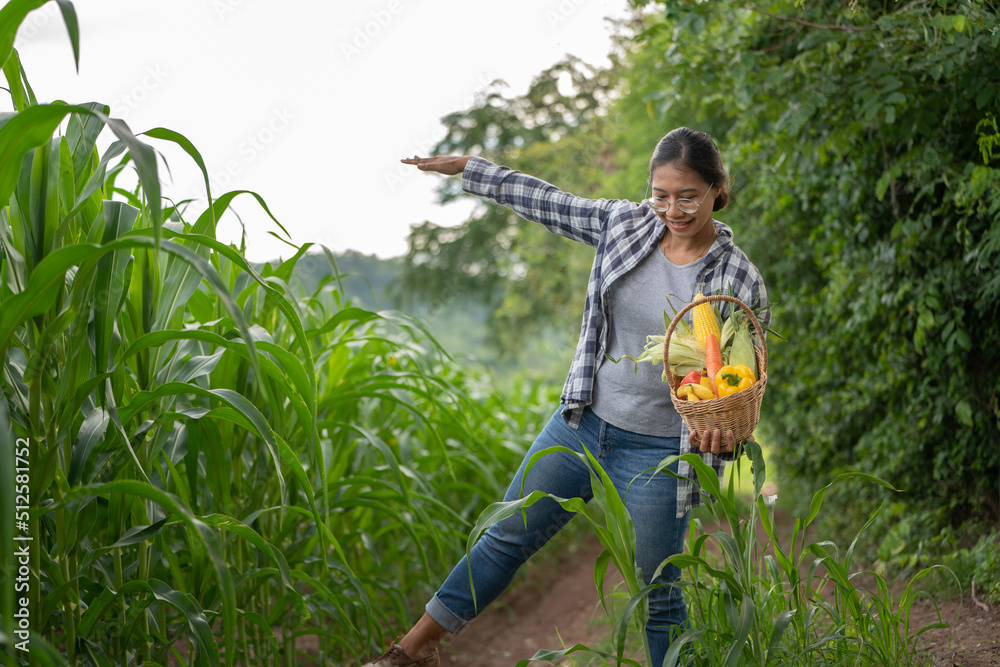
left=425, top=593, right=469, bottom=635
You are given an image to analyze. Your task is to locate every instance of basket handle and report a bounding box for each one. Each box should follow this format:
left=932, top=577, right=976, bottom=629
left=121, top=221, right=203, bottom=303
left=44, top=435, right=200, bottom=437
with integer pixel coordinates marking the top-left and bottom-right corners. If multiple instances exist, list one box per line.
left=663, top=294, right=768, bottom=384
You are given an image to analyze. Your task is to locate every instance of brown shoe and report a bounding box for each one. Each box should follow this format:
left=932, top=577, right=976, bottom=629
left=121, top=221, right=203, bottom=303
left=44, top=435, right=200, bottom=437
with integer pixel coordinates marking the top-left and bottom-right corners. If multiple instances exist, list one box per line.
left=360, top=643, right=440, bottom=667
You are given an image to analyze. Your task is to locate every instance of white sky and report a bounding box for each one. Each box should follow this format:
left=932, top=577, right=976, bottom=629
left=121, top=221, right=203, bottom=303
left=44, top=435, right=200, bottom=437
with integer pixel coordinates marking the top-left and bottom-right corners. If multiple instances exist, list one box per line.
left=11, top=0, right=633, bottom=262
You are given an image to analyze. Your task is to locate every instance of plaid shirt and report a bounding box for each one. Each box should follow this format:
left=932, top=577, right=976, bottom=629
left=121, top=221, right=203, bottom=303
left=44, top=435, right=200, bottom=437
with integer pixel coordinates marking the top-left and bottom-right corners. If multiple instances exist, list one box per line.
left=462, top=157, right=771, bottom=517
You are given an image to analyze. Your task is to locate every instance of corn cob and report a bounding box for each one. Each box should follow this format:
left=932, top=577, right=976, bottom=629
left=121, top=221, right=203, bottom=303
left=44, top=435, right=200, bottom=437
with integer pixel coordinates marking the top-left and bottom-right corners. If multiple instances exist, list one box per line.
left=691, top=292, right=721, bottom=347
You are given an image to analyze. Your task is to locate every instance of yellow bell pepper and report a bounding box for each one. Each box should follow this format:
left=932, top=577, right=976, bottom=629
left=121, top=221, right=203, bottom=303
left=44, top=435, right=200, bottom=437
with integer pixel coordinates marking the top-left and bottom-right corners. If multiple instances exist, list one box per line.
left=735, top=363, right=756, bottom=383
left=715, top=364, right=755, bottom=397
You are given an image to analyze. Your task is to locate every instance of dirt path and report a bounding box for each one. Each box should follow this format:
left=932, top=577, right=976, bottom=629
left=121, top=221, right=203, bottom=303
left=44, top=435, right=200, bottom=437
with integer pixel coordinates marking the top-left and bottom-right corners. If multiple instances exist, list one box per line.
left=437, top=535, right=615, bottom=666
left=909, top=595, right=1000, bottom=667
left=436, top=525, right=1000, bottom=667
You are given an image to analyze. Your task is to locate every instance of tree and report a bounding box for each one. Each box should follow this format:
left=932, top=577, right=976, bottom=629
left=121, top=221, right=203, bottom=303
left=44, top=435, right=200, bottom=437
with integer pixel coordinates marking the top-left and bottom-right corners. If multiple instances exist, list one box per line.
left=627, top=0, right=1000, bottom=540
left=396, top=44, right=637, bottom=354
left=401, top=0, right=1000, bottom=543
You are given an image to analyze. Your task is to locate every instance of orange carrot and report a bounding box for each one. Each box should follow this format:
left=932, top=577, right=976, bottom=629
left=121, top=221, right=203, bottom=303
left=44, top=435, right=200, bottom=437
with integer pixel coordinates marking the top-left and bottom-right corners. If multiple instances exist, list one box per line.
left=705, top=332, right=722, bottom=397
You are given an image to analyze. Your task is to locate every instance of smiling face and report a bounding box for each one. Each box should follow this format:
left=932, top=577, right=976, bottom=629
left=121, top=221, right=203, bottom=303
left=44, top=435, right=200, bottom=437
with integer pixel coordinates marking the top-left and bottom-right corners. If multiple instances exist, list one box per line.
left=650, top=162, right=718, bottom=243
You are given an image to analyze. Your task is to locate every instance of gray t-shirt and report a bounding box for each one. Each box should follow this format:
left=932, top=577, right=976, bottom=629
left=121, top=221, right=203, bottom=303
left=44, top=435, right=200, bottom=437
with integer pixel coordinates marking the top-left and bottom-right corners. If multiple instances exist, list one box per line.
left=590, top=248, right=702, bottom=437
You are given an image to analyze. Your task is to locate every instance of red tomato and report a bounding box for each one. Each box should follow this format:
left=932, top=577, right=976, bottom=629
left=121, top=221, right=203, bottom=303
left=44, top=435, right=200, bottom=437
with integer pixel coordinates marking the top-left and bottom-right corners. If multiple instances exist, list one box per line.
left=680, top=370, right=702, bottom=386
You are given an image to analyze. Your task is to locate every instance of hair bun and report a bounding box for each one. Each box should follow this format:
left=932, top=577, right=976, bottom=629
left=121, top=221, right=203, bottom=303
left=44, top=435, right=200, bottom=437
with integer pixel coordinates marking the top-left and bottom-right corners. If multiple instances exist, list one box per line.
left=713, top=188, right=729, bottom=211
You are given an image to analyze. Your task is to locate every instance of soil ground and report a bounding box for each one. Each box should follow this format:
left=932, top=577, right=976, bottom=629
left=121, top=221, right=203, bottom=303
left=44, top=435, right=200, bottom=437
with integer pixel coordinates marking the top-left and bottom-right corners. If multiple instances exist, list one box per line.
left=337, top=499, right=1000, bottom=667
left=436, top=528, right=1000, bottom=667
left=437, top=534, right=614, bottom=666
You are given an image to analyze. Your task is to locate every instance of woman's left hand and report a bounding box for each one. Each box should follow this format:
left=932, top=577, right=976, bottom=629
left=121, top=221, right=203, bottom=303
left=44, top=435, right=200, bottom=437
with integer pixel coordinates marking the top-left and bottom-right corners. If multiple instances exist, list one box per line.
left=689, top=428, right=749, bottom=455
left=400, top=155, right=471, bottom=175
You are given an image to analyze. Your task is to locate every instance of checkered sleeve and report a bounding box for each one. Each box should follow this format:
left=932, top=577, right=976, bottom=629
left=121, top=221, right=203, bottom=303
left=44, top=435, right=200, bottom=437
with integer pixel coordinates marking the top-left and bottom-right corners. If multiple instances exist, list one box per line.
left=461, top=157, right=618, bottom=248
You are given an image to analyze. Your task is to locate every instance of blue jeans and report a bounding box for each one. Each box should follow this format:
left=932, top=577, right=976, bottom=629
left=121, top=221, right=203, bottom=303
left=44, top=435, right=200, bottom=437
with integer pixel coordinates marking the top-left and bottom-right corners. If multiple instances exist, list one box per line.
left=426, top=406, right=690, bottom=666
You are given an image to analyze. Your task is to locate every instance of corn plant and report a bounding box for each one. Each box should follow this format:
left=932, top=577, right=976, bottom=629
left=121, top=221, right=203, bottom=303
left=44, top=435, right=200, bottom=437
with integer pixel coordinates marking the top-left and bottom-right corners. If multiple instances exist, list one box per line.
left=649, top=440, right=955, bottom=667
left=481, top=440, right=954, bottom=667
left=0, top=2, right=546, bottom=665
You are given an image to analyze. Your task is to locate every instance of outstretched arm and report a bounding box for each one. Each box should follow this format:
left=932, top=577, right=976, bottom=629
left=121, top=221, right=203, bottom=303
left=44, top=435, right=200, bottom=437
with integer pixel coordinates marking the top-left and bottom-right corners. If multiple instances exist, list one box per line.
left=400, top=154, right=621, bottom=248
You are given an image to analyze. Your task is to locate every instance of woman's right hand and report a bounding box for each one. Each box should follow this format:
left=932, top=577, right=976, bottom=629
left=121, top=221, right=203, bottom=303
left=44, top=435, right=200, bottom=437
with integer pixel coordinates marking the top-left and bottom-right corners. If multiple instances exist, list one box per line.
left=689, top=428, right=744, bottom=456
left=400, top=155, right=472, bottom=175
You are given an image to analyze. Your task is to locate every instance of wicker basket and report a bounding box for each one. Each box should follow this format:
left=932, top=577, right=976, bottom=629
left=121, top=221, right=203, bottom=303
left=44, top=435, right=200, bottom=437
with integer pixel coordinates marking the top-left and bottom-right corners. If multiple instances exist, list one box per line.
left=663, top=294, right=768, bottom=443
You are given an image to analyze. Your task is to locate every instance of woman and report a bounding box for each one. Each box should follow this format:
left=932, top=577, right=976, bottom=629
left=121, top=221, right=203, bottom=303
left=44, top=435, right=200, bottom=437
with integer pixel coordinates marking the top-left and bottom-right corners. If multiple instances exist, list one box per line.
left=364, top=127, right=770, bottom=667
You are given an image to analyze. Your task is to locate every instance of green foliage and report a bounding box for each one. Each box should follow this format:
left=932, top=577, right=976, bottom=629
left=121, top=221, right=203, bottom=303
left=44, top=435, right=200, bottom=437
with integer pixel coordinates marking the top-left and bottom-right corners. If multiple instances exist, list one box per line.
left=955, top=531, right=1000, bottom=604
left=0, top=4, right=559, bottom=663
left=681, top=0, right=1000, bottom=543
left=496, top=441, right=951, bottom=666
left=397, top=52, right=635, bottom=354
left=908, top=526, right=1000, bottom=605
left=408, top=0, right=1000, bottom=545
left=292, top=249, right=575, bottom=384
left=289, top=249, right=405, bottom=311
left=653, top=444, right=952, bottom=667
left=605, top=0, right=1000, bottom=543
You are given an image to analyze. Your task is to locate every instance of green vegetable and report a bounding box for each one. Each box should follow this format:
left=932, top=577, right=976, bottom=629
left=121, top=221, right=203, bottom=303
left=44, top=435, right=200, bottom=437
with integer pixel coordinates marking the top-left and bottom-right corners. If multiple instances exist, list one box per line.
left=728, top=313, right=758, bottom=380
left=629, top=331, right=705, bottom=378
left=720, top=308, right=736, bottom=351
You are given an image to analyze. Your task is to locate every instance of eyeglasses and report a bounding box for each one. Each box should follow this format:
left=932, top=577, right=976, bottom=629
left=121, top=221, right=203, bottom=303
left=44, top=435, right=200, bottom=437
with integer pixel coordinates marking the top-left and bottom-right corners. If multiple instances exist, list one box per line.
left=644, top=182, right=714, bottom=215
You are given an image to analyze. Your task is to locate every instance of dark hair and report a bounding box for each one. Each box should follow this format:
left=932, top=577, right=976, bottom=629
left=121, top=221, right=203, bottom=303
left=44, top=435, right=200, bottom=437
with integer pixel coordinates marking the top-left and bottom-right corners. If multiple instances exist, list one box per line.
left=649, top=127, right=730, bottom=211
